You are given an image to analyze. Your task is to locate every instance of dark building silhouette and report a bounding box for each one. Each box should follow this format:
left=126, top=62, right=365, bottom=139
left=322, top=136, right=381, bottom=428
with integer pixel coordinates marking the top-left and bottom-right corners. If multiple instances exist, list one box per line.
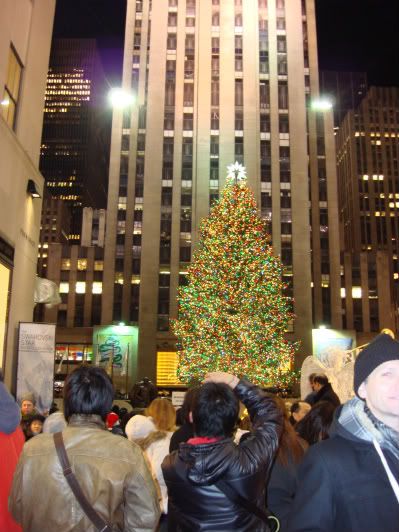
left=319, top=71, right=368, bottom=127
left=40, top=38, right=110, bottom=240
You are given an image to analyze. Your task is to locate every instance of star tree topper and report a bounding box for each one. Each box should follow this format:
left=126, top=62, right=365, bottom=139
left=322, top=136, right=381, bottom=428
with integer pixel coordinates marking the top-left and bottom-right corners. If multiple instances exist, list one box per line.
left=226, top=161, right=247, bottom=184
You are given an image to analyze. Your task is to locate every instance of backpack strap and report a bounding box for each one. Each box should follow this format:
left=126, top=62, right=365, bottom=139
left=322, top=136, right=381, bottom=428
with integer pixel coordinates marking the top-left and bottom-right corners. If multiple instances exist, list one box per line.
left=215, top=479, right=280, bottom=532
left=53, top=432, right=112, bottom=532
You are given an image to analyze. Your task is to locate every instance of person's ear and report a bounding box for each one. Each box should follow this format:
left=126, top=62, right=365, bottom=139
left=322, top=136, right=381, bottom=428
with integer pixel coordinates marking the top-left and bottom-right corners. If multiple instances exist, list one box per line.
left=189, top=411, right=193, bottom=423
left=358, top=381, right=367, bottom=400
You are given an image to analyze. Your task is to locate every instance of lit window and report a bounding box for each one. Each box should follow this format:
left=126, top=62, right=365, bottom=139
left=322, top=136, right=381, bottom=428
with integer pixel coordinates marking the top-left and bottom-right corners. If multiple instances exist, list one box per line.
left=75, top=282, right=86, bottom=294
left=61, top=259, right=71, bottom=270
left=340, top=288, right=346, bottom=298
left=352, top=287, right=362, bottom=299
left=77, top=259, right=87, bottom=271
left=59, top=282, right=69, bottom=294
left=1, top=45, right=23, bottom=129
left=94, top=261, right=103, bottom=271
left=92, top=282, right=102, bottom=294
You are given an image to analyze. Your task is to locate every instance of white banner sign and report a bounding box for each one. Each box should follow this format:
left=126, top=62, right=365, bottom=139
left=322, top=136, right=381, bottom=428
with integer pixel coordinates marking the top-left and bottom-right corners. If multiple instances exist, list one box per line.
left=171, top=391, right=186, bottom=407
left=17, top=322, right=56, bottom=413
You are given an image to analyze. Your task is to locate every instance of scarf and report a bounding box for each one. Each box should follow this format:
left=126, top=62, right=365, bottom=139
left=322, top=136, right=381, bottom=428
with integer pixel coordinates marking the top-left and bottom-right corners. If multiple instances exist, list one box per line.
left=339, top=397, right=399, bottom=461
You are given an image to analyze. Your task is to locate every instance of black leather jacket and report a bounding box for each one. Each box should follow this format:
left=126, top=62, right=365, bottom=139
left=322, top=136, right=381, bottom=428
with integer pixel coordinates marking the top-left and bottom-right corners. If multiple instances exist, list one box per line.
left=162, top=379, right=283, bottom=531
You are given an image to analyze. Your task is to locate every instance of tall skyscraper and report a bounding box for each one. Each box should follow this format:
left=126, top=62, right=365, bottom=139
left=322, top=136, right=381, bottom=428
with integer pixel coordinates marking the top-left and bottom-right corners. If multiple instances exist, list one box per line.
left=40, top=38, right=110, bottom=240
left=336, top=86, right=399, bottom=335
left=0, top=0, right=55, bottom=387
left=102, top=0, right=341, bottom=381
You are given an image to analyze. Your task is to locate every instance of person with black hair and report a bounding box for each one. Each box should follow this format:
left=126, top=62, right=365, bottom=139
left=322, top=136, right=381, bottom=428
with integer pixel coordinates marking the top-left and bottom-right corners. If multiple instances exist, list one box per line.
left=9, top=365, right=160, bottom=531
left=162, top=372, right=282, bottom=531
left=311, top=374, right=341, bottom=408
left=289, top=401, right=311, bottom=425
left=169, top=386, right=199, bottom=452
left=295, top=400, right=335, bottom=446
left=23, top=413, right=45, bottom=441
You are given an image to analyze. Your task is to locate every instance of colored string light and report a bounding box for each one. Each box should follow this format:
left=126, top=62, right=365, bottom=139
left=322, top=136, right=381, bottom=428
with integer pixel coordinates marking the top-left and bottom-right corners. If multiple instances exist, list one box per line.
left=172, top=178, right=298, bottom=388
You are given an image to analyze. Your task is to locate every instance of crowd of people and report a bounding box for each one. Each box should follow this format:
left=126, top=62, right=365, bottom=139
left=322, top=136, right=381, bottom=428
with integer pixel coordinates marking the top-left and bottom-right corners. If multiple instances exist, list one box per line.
left=0, top=331, right=398, bottom=531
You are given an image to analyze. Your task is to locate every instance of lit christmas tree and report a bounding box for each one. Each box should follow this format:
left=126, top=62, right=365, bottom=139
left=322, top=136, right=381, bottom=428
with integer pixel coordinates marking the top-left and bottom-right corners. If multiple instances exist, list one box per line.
left=173, top=163, right=297, bottom=387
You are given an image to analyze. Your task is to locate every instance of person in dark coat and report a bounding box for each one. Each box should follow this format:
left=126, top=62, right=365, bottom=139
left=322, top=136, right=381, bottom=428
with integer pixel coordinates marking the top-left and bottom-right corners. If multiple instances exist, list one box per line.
left=267, top=396, right=308, bottom=530
left=287, top=332, right=399, bottom=532
left=311, top=374, right=340, bottom=408
left=162, top=371, right=283, bottom=531
left=129, top=377, right=158, bottom=408
left=303, top=372, right=318, bottom=405
left=169, top=386, right=198, bottom=452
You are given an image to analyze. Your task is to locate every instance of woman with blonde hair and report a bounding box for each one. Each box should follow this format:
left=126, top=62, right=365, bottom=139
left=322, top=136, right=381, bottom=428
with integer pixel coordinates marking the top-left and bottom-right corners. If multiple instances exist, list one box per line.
left=146, top=397, right=176, bottom=432
left=127, top=398, right=176, bottom=530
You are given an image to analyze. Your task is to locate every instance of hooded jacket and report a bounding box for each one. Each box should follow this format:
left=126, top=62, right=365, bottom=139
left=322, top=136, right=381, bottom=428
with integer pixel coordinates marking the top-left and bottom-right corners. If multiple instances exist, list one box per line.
left=162, top=379, right=282, bottom=531
left=0, top=381, right=24, bottom=532
left=9, top=414, right=161, bottom=531
left=287, top=401, right=399, bottom=532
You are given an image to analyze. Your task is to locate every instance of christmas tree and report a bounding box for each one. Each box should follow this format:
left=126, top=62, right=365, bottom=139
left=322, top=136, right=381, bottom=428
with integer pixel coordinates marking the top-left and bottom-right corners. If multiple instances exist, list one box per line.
left=172, top=163, right=297, bottom=387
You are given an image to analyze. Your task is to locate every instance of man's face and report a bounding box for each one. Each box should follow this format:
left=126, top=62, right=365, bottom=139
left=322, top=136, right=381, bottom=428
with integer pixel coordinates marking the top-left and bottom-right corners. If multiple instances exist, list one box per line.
left=293, top=402, right=311, bottom=423
left=358, top=360, right=399, bottom=430
left=313, top=381, right=322, bottom=393
left=21, top=400, right=34, bottom=415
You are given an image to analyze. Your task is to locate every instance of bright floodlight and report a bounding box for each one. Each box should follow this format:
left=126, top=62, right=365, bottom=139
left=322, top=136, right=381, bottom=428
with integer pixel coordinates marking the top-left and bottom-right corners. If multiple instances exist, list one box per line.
left=109, top=88, right=134, bottom=108
left=311, top=98, right=333, bottom=111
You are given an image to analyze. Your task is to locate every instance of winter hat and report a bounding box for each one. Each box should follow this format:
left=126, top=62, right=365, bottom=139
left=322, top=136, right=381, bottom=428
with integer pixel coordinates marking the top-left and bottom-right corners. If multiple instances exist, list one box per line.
left=354, top=332, right=399, bottom=395
left=20, top=392, right=36, bottom=405
left=125, top=414, right=155, bottom=441
left=106, top=411, right=119, bottom=429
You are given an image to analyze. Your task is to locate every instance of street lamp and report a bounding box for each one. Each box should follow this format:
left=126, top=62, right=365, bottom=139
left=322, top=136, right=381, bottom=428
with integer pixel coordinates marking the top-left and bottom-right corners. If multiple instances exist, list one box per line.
left=310, top=97, right=333, bottom=112
left=108, top=88, right=134, bottom=109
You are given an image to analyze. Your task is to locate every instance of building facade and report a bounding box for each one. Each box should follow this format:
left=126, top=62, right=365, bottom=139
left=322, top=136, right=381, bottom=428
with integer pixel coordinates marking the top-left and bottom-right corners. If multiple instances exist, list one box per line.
left=336, top=86, right=399, bottom=337
left=0, top=0, right=55, bottom=388
left=102, top=0, right=341, bottom=381
left=40, top=38, right=110, bottom=240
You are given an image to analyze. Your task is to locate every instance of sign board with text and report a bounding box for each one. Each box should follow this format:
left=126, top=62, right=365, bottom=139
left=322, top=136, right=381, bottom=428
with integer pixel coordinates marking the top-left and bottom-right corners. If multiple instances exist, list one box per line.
left=17, top=322, right=56, bottom=413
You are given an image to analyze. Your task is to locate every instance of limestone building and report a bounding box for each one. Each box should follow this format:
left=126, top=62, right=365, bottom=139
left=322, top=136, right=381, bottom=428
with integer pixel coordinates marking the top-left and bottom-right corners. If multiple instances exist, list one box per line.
left=102, top=0, right=341, bottom=380
left=0, top=0, right=56, bottom=388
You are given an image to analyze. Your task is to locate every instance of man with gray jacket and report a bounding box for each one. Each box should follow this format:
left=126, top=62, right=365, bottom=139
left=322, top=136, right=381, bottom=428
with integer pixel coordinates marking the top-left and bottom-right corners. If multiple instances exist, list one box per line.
left=9, top=366, right=160, bottom=531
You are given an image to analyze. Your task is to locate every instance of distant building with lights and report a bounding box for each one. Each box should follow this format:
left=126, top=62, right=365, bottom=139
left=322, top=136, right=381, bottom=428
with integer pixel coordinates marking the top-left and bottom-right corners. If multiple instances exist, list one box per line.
left=0, top=0, right=55, bottom=389
left=336, top=86, right=399, bottom=336
left=100, top=0, right=342, bottom=384
left=40, top=38, right=110, bottom=239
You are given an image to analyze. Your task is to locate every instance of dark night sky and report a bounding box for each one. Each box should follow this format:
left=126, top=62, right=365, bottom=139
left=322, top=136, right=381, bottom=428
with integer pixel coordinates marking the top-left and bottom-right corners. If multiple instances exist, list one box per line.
left=52, top=0, right=399, bottom=87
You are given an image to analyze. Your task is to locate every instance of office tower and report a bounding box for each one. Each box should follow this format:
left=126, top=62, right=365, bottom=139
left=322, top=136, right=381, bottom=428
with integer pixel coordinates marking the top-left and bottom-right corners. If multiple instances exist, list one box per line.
left=336, top=86, right=399, bottom=334
left=37, top=192, right=71, bottom=278
left=0, top=0, right=55, bottom=386
left=40, top=38, right=110, bottom=240
left=102, top=0, right=341, bottom=381
left=320, top=71, right=368, bottom=127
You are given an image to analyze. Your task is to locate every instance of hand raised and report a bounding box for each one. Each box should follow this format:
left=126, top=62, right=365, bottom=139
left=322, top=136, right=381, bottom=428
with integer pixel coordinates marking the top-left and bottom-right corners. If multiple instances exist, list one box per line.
left=203, top=372, right=239, bottom=389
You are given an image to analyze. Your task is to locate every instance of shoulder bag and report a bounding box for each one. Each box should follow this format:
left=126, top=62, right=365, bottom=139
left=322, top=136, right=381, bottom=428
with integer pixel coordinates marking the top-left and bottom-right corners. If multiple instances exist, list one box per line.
left=53, top=431, right=113, bottom=532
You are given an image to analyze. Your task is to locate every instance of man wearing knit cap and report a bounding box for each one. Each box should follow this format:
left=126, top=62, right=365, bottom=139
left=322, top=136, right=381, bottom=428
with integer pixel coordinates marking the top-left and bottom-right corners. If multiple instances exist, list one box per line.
left=287, top=332, right=399, bottom=532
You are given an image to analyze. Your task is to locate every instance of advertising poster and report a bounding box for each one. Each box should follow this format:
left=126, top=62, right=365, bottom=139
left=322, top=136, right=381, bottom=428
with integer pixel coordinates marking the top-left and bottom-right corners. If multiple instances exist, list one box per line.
left=93, top=325, right=138, bottom=395
left=17, top=322, right=56, bottom=413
